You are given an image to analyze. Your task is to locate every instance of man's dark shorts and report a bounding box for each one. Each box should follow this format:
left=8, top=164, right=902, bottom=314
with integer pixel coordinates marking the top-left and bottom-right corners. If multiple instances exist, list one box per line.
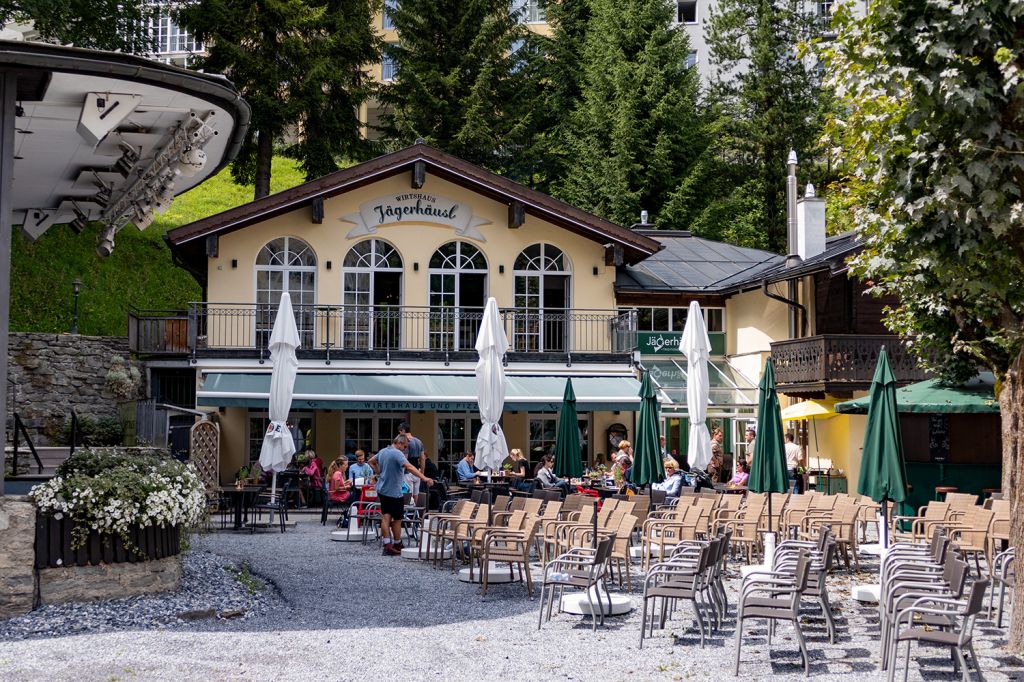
left=378, top=493, right=404, bottom=519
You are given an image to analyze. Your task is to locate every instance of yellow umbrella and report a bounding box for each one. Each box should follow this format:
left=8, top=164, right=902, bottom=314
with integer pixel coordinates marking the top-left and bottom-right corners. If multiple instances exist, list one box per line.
left=780, top=398, right=841, bottom=422
left=780, top=398, right=841, bottom=473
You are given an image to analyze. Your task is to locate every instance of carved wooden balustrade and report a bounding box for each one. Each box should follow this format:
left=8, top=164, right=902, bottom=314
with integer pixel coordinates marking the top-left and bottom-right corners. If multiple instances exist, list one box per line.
left=771, top=335, right=928, bottom=394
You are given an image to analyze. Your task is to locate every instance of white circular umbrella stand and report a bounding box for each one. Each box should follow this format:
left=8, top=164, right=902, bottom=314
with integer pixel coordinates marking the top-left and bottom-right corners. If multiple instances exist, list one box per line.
left=457, top=564, right=518, bottom=584
left=329, top=520, right=364, bottom=543
left=560, top=587, right=633, bottom=616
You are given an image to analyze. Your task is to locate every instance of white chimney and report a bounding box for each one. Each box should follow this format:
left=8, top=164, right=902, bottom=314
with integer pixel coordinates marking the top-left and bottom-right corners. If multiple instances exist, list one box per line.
left=797, top=183, right=826, bottom=260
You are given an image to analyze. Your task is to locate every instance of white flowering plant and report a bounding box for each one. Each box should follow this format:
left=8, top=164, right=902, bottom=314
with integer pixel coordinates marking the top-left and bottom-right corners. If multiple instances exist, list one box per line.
left=30, top=448, right=206, bottom=553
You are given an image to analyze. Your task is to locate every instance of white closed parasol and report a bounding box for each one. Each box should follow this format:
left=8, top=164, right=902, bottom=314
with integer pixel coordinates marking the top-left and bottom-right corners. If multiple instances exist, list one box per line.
left=474, top=297, right=509, bottom=471
left=679, top=300, right=712, bottom=470
left=258, top=292, right=301, bottom=506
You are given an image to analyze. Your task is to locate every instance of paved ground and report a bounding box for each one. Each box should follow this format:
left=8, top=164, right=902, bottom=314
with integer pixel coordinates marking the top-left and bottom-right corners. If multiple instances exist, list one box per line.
left=1, top=518, right=1022, bottom=681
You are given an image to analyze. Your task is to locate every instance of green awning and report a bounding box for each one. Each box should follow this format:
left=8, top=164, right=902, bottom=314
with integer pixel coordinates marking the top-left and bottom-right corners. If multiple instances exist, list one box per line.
left=835, top=378, right=998, bottom=414
left=197, top=372, right=643, bottom=412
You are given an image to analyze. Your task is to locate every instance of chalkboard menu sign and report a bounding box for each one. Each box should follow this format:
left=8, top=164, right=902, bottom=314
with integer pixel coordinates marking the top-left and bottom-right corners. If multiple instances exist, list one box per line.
left=929, top=414, right=950, bottom=462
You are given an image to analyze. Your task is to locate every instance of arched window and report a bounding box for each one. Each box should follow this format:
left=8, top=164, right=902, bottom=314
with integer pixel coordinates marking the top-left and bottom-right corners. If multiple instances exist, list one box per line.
left=428, top=241, right=487, bottom=351
left=513, top=243, right=571, bottom=352
left=341, top=239, right=403, bottom=350
left=255, top=237, right=316, bottom=346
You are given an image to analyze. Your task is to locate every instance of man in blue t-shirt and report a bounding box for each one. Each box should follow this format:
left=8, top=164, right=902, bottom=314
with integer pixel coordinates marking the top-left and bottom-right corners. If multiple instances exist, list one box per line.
left=369, top=434, right=433, bottom=556
left=400, top=422, right=425, bottom=496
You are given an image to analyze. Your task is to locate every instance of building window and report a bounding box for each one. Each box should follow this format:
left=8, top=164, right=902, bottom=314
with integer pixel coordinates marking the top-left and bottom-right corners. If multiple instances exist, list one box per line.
left=343, top=414, right=408, bottom=459
left=513, top=243, right=571, bottom=352
left=818, top=1, right=833, bottom=16
left=512, top=0, right=545, bottom=23
left=428, top=241, right=487, bottom=351
left=684, top=51, right=698, bottom=69
left=382, top=50, right=398, bottom=82
left=255, top=237, right=317, bottom=347
left=677, top=0, right=697, bottom=24
left=383, top=0, right=398, bottom=29
left=627, top=306, right=725, bottom=333
left=148, top=2, right=202, bottom=56
left=248, top=411, right=313, bottom=463
left=437, top=415, right=482, bottom=472
left=528, top=415, right=558, bottom=468
left=342, top=239, right=402, bottom=350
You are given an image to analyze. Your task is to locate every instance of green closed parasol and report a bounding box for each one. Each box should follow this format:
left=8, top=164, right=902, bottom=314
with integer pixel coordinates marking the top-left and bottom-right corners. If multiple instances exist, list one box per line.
left=631, top=370, right=664, bottom=488
left=748, top=358, right=789, bottom=532
left=553, top=378, right=583, bottom=478
left=857, top=347, right=908, bottom=548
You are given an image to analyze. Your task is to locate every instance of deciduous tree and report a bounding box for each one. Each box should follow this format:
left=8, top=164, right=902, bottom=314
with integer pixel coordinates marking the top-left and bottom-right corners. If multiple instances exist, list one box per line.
left=824, top=0, right=1024, bottom=648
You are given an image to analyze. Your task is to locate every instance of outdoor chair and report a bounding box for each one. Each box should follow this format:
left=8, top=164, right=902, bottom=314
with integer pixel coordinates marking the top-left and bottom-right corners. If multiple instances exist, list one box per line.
left=641, top=503, right=705, bottom=571
left=990, top=546, right=1015, bottom=627
left=733, top=550, right=813, bottom=677
left=776, top=531, right=839, bottom=643
left=420, top=500, right=474, bottom=563
left=892, top=501, right=950, bottom=541
left=540, top=504, right=594, bottom=564
left=880, top=549, right=968, bottom=669
left=939, top=507, right=995, bottom=576
left=251, top=481, right=292, bottom=533
left=799, top=502, right=860, bottom=571
left=887, top=578, right=989, bottom=682
left=479, top=516, right=541, bottom=597
left=538, top=536, right=615, bottom=631
left=722, top=498, right=767, bottom=564
left=403, top=492, right=429, bottom=542
left=639, top=541, right=715, bottom=648
left=354, top=501, right=382, bottom=543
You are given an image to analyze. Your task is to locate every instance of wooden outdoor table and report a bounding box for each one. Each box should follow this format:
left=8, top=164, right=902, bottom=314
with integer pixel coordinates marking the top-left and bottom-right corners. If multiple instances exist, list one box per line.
left=218, top=485, right=262, bottom=530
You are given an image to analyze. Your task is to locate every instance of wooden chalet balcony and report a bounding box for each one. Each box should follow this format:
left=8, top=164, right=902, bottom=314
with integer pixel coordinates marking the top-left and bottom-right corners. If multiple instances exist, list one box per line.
left=770, top=334, right=928, bottom=396
left=130, top=303, right=637, bottom=363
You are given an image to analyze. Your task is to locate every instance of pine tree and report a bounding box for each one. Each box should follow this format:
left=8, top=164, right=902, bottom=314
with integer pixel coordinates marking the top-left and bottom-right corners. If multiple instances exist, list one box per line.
left=378, top=0, right=544, bottom=180
left=700, top=0, right=827, bottom=252
left=178, top=0, right=380, bottom=198
left=554, top=0, right=705, bottom=228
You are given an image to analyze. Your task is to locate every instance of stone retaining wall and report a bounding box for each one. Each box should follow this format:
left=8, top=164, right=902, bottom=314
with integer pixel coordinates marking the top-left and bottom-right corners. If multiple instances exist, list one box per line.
left=7, top=332, right=135, bottom=443
left=37, top=556, right=182, bottom=606
left=0, top=496, right=38, bottom=618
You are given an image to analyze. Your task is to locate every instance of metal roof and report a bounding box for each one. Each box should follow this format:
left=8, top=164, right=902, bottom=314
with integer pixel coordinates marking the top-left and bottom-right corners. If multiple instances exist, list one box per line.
left=617, top=230, right=783, bottom=293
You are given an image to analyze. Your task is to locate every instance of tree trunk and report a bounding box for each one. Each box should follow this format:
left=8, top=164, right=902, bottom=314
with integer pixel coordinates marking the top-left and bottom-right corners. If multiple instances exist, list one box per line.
left=253, top=130, right=273, bottom=200
left=1004, top=348, right=1024, bottom=651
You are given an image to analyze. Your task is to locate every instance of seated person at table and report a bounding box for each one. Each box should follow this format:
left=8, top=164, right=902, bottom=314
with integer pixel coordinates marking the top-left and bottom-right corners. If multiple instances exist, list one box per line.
left=455, top=452, right=479, bottom=483
left=536, top=454, right=571, bottom=495
left=502, top=448, right=531, bottom=491
left=729, top=460, right=749, bottom=487
left=327, top=458, right=355, bottom=504
left=348, top=449, right=373, bottom=484
left=302, top=450, right=324, bottom=489
left=652, top=458, right=685, bottom=497
left=611, top=454, right=631, bottom=483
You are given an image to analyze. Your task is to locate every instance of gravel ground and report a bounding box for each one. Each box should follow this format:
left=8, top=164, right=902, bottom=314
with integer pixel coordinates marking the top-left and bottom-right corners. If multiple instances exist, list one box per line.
left=0, top=519, right=1021, bottom=681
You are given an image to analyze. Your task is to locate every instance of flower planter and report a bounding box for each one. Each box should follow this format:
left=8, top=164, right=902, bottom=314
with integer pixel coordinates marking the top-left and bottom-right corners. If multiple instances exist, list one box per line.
left=34, top=514, right=181, bottom=569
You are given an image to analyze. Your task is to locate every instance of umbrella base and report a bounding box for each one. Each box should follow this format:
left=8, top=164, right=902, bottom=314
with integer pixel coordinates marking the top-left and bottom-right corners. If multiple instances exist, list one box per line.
left=629, top=543, right=676, bottom=560
left=457, top=562, right=519, bottom=584
left=859, top=543, right=886, bottom=556
left=560, top=587, right=633, bottom=616
left=329, top=522, right=365, bottom=543
left=852, top=583, right=880, bottom=602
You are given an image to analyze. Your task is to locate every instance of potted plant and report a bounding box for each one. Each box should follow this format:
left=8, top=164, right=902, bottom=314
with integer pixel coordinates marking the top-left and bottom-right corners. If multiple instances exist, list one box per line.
left=30, top=447, right=205, bottom=562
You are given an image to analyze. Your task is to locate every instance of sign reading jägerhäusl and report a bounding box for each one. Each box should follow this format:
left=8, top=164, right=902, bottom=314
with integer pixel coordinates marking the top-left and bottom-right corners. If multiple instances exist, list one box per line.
left=341, top=193, right=491, bottom=241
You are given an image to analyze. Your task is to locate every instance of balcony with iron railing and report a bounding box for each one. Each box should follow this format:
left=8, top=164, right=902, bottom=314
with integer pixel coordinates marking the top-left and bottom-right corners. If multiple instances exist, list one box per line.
left=770, top=334, right=929, bottom=396
left=130, top=304, right=638, bottom=364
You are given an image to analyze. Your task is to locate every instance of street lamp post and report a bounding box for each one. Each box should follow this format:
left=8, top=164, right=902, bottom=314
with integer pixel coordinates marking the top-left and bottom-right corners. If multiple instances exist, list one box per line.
left=71, top=278, right=81, bottom=334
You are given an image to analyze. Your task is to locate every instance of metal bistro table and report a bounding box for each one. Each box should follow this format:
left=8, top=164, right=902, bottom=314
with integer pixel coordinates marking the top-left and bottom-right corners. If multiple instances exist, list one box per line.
left=218, top=485, right=263, bottom=530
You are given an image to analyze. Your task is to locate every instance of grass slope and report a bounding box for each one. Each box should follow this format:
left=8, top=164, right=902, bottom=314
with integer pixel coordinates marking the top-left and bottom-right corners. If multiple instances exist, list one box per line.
left=11, top=158, right=306, bottom=336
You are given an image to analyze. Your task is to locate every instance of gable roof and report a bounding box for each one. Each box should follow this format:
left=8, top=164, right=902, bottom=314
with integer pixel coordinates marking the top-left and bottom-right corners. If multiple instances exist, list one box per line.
left=616, top=230, right=783, bottom=294
left=165, top=142, right=661, bottom=277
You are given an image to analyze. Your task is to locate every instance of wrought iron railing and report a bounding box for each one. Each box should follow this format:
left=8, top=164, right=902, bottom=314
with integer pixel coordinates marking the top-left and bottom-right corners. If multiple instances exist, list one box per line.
left=131, top=303, right=637, bottom=358
left=771, top=334, right=928, bottom=388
